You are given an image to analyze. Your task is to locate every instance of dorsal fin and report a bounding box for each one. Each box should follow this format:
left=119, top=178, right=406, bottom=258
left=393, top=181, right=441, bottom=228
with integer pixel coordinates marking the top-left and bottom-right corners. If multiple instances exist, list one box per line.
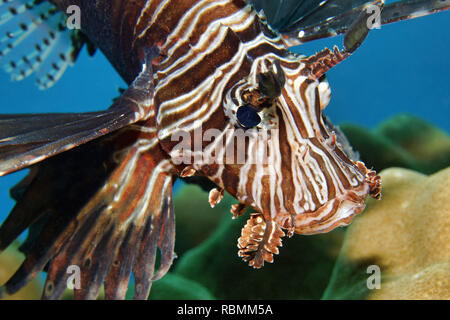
left=0, top=0, right=94, bottom=89
left=248, top=0, right=450, bottom=45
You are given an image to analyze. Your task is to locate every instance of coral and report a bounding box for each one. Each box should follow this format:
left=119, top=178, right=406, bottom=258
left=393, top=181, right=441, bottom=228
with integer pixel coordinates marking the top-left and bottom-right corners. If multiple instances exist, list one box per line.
left=148, top=273, right=215, bottom=300
left=0, top=243, right=42, bottom=300
left=174, top=192, right=344, bottom=299
left=173, top=183, right=229, bottom=259
left=340, top=114, right=450, bottom=174
left=323, top=167, right=450, bottom=299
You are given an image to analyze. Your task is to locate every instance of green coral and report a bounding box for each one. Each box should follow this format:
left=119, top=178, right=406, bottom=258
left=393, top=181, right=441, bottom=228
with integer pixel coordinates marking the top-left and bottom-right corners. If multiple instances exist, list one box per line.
left=340, top=114, right=450, bottom=174
left=172, top=183, right=230, bottom=260
left=148, top=273, right=215, bottom=300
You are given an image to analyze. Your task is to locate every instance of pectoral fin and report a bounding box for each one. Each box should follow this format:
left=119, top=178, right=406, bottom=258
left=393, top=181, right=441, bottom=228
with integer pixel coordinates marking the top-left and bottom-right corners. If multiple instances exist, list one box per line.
left=0, top=117, right=176, bottom=300
left=0, top=47, right=159, bottom=176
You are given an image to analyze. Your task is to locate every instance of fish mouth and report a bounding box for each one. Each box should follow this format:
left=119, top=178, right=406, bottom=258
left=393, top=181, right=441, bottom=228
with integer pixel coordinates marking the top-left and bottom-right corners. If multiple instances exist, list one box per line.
left=272, top=115, right=381, bottom=235
left=275, top=177, right=372, bottom=235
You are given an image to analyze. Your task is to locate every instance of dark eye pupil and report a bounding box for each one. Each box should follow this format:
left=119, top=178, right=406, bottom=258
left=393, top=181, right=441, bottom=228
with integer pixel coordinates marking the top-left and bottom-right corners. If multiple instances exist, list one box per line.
left=236, top=105, right=261, bottom=128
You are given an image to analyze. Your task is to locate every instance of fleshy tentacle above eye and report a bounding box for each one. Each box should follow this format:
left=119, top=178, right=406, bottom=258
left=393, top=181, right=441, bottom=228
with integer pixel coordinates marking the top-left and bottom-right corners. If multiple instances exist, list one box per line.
left=256, top=59, right=286, bottom=100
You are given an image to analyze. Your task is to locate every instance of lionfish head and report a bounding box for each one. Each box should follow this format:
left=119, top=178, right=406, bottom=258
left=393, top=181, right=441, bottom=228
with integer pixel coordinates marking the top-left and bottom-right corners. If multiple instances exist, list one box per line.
left=168, top=51, right=381, bottom=268
left=225, top=53, right=379, bottom=220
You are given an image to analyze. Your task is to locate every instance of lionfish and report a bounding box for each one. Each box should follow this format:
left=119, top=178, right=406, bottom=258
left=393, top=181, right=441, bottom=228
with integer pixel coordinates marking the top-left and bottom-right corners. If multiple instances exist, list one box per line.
left=0, top=0, right=447, bottom=300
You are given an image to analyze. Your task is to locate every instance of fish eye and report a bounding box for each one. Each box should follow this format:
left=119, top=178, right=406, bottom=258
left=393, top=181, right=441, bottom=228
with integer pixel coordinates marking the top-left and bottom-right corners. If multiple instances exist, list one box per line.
left=236, top=104, right=261, bottom=129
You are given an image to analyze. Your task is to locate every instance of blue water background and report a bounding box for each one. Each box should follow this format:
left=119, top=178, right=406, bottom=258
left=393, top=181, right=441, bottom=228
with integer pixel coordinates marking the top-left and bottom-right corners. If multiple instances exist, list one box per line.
left=0, top=9, right=448, bottom=250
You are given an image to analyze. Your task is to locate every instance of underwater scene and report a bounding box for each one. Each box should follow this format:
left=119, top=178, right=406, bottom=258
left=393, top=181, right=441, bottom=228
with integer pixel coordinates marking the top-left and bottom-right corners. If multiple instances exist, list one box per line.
left=0, top=0, right=449, bottom=300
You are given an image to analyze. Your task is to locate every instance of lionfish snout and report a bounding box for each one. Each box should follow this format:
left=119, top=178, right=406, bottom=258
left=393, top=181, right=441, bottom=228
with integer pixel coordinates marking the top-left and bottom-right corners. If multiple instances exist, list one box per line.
left=270, top=68, right=381, bottom=235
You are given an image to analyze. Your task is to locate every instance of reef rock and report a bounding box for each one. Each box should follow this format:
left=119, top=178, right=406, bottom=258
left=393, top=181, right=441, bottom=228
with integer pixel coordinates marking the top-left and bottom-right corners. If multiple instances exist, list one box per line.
left=323, top=167, right=450, bottom=299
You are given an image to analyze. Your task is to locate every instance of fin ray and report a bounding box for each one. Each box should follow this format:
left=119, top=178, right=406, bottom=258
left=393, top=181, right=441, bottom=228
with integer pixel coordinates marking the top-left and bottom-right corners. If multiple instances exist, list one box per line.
left=1, top=120, right=176, bottom=300
left=0, top=48, right=159, bottom=176
left=0, top=0, right=77, bottom=88
left=248, top=0, right=450, bottom=45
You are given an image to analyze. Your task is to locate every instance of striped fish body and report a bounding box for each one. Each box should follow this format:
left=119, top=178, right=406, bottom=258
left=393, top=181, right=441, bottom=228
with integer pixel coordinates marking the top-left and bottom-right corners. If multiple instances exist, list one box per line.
left=55, top=0, right=379, bottom=225
left=2, top=0, right=447, bottom=299
left=53, top=0, right=255, bottom=83
left=141, top=5, right=373, bottom=222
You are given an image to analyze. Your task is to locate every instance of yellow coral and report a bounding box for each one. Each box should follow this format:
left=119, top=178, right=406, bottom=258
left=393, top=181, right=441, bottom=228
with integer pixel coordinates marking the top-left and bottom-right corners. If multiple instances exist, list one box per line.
left=337, top=167, right=450, bottom=299
left=0, top=245, right=42, bottom=300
